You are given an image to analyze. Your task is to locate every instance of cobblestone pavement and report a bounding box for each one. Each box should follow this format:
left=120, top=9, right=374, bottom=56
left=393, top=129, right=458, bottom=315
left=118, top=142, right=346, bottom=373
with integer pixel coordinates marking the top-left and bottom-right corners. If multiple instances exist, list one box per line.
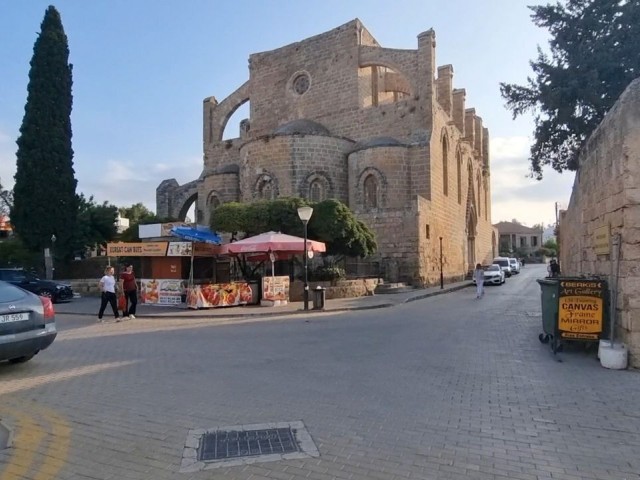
left=1, top=264, right=639, bottom=480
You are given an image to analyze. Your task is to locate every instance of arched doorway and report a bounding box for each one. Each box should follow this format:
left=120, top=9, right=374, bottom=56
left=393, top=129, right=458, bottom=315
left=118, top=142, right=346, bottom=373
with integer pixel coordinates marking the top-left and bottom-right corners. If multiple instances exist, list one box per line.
left=466, top=206, right=477, bottom=271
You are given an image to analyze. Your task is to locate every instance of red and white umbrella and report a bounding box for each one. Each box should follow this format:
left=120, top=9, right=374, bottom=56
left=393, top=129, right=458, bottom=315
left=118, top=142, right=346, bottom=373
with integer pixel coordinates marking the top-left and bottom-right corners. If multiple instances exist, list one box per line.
left=220, top=231, right=326, bottom=257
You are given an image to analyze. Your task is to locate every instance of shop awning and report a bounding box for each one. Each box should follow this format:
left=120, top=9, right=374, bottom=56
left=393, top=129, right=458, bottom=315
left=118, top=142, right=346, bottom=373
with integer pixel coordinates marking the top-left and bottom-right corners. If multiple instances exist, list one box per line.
left=169, top=226, right=222, bottom=245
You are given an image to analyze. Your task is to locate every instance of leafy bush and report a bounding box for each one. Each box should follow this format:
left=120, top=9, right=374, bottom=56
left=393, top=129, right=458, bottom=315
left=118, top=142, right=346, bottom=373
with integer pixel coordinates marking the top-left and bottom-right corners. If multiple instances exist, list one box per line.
left=310, top=266, right=345, bottom=282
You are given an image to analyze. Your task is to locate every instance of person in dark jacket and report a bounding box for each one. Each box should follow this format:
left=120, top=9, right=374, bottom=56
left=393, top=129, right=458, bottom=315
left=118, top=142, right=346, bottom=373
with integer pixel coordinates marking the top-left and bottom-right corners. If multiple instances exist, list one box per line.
left=119, top=264, right=138, bottom=319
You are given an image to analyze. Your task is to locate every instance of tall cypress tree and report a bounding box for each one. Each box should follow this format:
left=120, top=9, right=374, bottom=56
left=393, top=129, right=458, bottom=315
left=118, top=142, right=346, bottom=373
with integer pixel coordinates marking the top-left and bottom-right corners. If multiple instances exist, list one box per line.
left=12, top=5, right=77, bottom=258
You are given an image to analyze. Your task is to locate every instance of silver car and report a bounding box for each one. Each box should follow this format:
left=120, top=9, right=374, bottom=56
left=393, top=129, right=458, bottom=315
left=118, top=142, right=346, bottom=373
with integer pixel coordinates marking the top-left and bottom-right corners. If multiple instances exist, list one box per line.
left=0, top=280, right=57, bottom=364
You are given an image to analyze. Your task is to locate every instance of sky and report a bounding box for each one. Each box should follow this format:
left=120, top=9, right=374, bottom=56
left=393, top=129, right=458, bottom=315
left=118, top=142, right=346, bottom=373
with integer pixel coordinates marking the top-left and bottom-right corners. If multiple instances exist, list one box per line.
left=0, top=0, right=574, bottom=228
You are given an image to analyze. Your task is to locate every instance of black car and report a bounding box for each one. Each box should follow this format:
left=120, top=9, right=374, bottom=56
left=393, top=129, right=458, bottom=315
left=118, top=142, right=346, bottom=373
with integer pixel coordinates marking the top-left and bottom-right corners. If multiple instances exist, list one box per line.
left=0, top=268, right=73, bottom=303
left=0, top=280, right=57, bottom=363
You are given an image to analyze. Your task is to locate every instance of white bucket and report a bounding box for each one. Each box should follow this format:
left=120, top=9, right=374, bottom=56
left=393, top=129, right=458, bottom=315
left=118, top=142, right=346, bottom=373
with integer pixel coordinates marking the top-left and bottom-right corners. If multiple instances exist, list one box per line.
left=599, top=342, right=628, bottom=370
left=597, top=339, right=611, bottom=359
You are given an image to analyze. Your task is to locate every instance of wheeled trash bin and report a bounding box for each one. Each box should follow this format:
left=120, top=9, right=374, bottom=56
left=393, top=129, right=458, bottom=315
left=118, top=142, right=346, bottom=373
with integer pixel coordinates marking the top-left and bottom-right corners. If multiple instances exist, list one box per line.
left=536, top=277, right=609, bottom=354
left=312, top=286, right=326, bottom=310
left=536, top=278, right=559, bottom=344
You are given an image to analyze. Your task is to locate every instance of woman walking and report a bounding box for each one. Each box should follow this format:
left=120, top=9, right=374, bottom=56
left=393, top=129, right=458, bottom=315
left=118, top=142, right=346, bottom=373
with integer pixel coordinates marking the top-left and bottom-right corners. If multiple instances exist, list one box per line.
left=119, top=263, right=138, bottom=319
left=98, top=266, right=120, bottom=321
left=473, top=263, right=485, bottom=299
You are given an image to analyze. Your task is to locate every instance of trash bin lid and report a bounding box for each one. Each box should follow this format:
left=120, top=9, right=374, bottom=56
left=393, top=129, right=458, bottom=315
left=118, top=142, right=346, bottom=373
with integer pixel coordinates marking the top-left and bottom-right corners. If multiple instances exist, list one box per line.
left=536, top=278, right=558, bottom=286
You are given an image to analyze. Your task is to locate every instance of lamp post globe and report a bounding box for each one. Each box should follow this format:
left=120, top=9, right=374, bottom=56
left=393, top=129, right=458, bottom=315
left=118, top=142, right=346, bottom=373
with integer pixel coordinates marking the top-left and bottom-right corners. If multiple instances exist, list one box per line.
left=297, top=206, right=314, bottom=311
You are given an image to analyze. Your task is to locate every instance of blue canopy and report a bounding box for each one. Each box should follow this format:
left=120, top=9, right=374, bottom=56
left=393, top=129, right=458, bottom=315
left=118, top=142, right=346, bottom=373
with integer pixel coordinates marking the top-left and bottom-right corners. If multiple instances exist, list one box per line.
left=169, top=226, right=222, bottom=245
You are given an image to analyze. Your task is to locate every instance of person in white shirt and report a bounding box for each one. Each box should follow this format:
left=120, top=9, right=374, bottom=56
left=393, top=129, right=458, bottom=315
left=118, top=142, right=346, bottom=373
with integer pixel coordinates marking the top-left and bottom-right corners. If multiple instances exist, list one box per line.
left=473, top=263, right=485, bottom=299
left=98, top=266, right=120, bottom=321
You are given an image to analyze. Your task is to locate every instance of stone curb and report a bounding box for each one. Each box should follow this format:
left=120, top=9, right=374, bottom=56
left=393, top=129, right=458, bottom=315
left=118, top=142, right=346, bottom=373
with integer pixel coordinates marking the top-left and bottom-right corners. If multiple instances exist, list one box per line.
left=57, top=282, right=473, bottom=320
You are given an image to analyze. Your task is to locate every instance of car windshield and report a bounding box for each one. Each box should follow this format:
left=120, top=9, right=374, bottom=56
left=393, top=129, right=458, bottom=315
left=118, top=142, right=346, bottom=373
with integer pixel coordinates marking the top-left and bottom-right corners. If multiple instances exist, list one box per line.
left=485, top=265, right=500, bottom=271
left=495, top=260, right=509, bottom=267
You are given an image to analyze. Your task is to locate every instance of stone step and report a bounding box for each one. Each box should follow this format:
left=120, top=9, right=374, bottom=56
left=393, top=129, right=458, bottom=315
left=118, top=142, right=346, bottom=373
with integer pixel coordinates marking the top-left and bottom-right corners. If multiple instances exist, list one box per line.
left=374, top=283, right=416, bottom=294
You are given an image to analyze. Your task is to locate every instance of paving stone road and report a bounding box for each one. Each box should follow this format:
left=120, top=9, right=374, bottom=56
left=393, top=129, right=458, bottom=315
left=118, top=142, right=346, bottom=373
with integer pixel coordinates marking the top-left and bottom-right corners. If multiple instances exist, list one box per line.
left=1, top=264, right=639, bottom=480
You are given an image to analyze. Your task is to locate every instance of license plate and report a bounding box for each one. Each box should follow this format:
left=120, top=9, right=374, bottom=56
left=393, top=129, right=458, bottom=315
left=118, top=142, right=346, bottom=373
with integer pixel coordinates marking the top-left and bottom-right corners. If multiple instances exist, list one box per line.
left=0, top=312, right=30, bottom=324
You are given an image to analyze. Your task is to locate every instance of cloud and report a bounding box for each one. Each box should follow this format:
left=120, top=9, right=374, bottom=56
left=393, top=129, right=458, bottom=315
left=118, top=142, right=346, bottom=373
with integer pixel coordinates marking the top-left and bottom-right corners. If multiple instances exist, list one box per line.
left=490, top=136, right=574, bottom=226
left=0, top=129, right=16, bottom=188
left=77, top=154, right=203, bottom=212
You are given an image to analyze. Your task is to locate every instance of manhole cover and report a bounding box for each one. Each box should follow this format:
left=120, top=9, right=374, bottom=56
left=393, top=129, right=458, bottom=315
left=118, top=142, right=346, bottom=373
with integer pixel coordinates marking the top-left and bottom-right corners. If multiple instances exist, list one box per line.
left=181, top=420, right=319, bottom=472
left=199, top=427, right=299, bottom=461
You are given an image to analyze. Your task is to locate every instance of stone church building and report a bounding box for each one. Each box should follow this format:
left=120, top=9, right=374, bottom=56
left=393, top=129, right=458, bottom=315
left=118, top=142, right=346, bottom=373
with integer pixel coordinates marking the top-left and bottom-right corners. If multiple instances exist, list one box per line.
left=157, top=19, right=495, bottom=286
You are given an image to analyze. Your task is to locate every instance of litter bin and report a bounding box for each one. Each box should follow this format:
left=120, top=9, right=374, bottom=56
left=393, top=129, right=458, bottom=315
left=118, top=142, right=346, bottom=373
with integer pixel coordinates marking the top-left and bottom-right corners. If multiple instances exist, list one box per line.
left=312, top=286, right=326, bottom=310
left=536, top=278, right=559, bottom=343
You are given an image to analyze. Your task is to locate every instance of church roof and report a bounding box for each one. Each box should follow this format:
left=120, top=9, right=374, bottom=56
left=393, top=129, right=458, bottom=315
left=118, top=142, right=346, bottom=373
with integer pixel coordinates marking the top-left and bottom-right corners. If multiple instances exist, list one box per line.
left=274, top=119, right=331, bottom=136
left=493, top=221, right=542, bottom=234
left=350, top=136, right=406, bottom=153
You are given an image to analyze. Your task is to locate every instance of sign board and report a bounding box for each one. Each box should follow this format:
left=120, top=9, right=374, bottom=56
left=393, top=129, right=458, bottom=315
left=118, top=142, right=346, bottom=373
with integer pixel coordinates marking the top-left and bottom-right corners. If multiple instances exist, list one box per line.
left=593, top=225, right=610, bottom=255
left=262, top=276, right=290, bottom=303
left=140, top=279, right=184, bottom=305
left=167, top=241, right=193, bottom=256
left=186, top=283, right=253, bottom=309
left=107, top=242, right=168, bottom=256
left=558, top=280, right=605, bottom=340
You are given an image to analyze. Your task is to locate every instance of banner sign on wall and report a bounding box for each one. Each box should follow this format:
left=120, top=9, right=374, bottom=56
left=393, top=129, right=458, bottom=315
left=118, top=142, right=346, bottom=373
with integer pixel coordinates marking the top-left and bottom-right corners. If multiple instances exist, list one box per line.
left=187, top=283, right=253, bottom=309
left=107, top=242, right=168, bottom=257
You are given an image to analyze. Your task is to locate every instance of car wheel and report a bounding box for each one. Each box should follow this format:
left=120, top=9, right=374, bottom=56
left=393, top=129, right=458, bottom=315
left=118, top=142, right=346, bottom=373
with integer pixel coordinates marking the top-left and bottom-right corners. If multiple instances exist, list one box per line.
left=38, top=289, right=55, bottom=302
left=9, top=354, right=35, bottom=364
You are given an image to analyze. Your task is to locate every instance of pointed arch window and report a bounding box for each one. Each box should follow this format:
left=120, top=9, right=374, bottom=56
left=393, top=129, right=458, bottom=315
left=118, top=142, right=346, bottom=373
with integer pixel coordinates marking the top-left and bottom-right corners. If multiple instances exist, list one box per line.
left=309, top=180, right=325, bottom=202
left=261, top=181, right=274, bottom=200
left=456, top=151, right=462, bottom=204
left=442, top=135, right=449, bottom=196
left=477, top=175, right=482, bottom=219
left=208, top=194, right=221, bottom=209
left=364, top=175, right=379, bottom=209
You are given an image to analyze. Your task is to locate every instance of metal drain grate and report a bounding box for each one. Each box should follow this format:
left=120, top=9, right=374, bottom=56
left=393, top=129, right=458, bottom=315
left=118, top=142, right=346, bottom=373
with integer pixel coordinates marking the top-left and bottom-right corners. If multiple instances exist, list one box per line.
left=198, top=427, right=299, bottom=461
left=181, top=421, right=319, bottom=472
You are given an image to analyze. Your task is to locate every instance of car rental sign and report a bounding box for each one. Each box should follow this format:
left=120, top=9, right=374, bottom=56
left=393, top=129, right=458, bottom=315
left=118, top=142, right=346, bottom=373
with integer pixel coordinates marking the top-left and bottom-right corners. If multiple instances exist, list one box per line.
left=558, top=280, right=605, bottom=340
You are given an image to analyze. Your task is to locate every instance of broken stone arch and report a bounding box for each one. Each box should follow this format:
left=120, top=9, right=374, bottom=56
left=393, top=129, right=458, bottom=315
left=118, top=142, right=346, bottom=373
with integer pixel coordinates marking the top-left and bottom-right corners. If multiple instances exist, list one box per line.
left=156, top=178, right=200, bottom=221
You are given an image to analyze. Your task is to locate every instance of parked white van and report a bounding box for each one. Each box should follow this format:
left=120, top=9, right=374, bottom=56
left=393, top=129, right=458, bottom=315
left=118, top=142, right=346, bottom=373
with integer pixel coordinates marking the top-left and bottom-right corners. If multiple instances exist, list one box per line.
left=493, top=257, right=512, bottom=277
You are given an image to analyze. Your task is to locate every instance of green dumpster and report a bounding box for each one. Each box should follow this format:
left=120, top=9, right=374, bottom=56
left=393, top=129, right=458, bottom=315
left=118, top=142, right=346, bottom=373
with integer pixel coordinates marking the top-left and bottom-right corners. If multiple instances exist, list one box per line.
left=536, top=277, right=609, bottom=354
left=536, top=278, right=559, bottom=341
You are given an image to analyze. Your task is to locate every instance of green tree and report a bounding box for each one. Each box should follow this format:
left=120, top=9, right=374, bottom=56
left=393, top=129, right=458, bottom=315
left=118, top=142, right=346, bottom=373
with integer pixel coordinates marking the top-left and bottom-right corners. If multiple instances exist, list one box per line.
left=0, top=179, right=12, bottom=216
left=500, top=0, right=640, bottom=178
left=117, top=203, right=177, bottom=242
left=543, top=238, right=558, bottom=256
left=118, top=203, right=156, bottom=225
left=211, top=197, right=377, bottom=258
left=12, top=6, right=77, bottom=257
left=72, top=194, right=118, bottom=257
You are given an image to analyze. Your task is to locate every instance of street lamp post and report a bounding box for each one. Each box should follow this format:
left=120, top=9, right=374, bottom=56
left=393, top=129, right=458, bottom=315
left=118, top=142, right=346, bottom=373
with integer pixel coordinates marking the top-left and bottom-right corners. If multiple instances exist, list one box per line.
left=51, top=234, right=57, bottom=279
left=439, top=236, right=444, bottom=289
left=297, top=206, right=314, bottom=311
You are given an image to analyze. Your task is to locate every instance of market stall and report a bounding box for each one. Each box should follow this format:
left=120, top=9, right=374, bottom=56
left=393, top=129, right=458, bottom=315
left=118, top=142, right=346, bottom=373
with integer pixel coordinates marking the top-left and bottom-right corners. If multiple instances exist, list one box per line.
left=219, top=231, right=326, bottom=306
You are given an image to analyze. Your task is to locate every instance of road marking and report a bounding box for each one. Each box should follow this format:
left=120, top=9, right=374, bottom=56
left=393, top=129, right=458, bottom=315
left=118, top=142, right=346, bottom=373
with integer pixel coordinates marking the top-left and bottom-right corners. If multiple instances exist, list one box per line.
left=32, top=407, right=71, bottom=480
left=0, top=360, right=137, bottom=395
left=0, top=407, right=46, bottom=480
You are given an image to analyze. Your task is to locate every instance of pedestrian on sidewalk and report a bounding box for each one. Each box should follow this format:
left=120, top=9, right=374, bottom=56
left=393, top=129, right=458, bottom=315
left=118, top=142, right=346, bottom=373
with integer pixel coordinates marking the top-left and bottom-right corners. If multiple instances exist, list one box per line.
left=473, top=263, right=485, bottom=299
left=98, top=266, right=120, bottom=322
left=119, top=263, right=138, bottom=319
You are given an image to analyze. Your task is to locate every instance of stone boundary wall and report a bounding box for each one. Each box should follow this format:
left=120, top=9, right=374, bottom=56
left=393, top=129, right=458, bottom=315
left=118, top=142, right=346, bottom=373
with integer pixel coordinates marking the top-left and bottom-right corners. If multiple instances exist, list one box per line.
left=559, top=78, right=640, bottom=367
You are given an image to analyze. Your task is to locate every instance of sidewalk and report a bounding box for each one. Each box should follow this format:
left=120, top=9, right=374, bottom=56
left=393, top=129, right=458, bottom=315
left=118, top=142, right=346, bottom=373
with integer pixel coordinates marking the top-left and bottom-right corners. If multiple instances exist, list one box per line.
left=56, top=280, right=473, bottom=319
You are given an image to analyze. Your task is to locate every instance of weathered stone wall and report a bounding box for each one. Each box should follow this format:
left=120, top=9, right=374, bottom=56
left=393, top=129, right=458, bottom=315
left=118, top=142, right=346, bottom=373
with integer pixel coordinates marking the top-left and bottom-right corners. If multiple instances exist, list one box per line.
left=559, top=78, right=640, bottom=367
left=239, top=134, right=352, bottom=203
